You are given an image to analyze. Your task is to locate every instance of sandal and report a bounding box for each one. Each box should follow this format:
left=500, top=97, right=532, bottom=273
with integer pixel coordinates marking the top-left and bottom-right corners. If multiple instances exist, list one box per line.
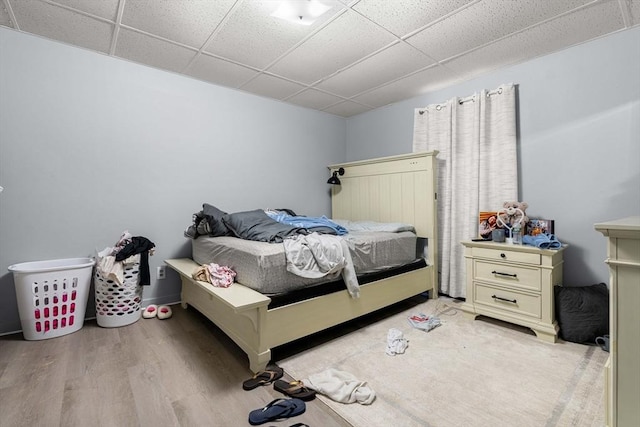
left=248, top=398, right=305, bottom=425
left=242, top=366, right=284, bottom=390
left=273, top=379, right=316, bottom=401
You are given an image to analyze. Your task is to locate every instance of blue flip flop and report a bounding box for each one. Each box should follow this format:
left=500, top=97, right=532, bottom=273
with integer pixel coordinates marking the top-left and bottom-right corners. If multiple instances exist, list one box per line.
left=248, top=398, right=306, bottom=425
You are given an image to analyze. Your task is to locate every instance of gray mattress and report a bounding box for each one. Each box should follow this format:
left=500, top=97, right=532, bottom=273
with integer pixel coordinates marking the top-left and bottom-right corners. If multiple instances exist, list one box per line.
left=192, top=231, right=419, bottom=295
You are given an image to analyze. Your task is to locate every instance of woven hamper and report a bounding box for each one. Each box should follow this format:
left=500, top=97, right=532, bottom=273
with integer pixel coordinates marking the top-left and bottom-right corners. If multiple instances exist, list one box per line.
left=94, top=261, right=142, bottom=327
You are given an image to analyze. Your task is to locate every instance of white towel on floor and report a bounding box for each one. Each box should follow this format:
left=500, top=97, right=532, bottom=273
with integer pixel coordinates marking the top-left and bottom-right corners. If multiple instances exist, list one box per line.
left=385, top=328, right=408, bottom=356
left=303, top=368, right=376, bottom=405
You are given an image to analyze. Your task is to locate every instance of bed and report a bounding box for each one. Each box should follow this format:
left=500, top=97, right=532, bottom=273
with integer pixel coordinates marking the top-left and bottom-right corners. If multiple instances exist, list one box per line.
left=165, top=151, right=438, bottom=373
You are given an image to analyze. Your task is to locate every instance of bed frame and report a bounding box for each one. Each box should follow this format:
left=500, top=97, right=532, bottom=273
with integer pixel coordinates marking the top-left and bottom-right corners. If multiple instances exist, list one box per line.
left=165, top=151, right=438, bottom=373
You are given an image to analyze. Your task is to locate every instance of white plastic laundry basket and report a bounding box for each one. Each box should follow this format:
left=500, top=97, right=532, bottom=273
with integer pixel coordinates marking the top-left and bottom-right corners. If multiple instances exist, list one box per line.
left=94, top=261, right=142, bottom=327
left=8, top=258, right=95, bottom=340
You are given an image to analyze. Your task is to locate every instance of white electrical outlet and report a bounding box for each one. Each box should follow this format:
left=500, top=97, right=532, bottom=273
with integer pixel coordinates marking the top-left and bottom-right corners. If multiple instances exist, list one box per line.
left=157, top=266, right=166, bottom=280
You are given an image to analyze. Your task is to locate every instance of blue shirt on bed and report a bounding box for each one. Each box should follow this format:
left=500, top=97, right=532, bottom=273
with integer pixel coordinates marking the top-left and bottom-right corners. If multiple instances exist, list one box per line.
left=266, top=212, right=348, bottom=236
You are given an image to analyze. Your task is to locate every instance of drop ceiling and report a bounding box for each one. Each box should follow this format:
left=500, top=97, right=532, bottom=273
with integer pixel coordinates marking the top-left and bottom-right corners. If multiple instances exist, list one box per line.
left=1, top=0, right=638, bottom=117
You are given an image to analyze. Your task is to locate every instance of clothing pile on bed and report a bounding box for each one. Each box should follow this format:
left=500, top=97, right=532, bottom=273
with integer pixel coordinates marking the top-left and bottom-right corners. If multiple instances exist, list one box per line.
left=184, top=203, right=420, bottom=298
left=96, top=231, right=156, bottom=286
left=184, top=204, right=362, bottom=295
left=184, top=204, right=347, bottom=242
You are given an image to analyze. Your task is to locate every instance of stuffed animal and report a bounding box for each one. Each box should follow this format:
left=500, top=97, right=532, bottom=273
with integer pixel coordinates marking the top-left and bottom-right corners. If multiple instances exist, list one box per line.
left=497, top=201, right=529, bottom=230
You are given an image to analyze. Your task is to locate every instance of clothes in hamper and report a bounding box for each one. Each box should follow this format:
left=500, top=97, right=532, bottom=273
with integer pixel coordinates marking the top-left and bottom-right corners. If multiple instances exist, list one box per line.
left=115, top=236, right=156, bottom=285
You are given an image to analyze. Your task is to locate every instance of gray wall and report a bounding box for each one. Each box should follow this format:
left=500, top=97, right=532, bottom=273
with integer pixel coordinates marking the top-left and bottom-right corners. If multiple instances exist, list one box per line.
left=344, top=27, right=640, bottom=290
left=0, top=28, right=345, bottom=334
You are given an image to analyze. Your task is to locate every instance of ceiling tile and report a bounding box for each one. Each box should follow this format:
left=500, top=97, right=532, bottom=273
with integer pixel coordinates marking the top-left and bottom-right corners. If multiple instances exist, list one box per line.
left=353, top=0, right=474, bottom=37
left=0, top=5, right=13, bottom=27
left=204, top=0, right=345, bottom=69
left=443, top=0, right=626, bottom=78
left=268, top=9, right=396, bottom=84
left=353, top=64, right=462, bottom=108
left=623, top=0, right=640, bottom=26
left=316, top=41, right=435, bottom=97
left=121, top=0, right=237, bottom=48
left=1, top=0, right=636, bottom=118
left=286, top=88, right=345, bottom=110
left=322, top=100, right=373, bottom=117
left=186, top=53, right=260, bottom=89
left=52, top=0, right=120, bottom=21
left=115, top=28, right=198, bottom=73
left=8, top=0, right=113, bottom=53
left=407, top=0, right=593, bottom=61
left=240, top=73, right=306, bottom=100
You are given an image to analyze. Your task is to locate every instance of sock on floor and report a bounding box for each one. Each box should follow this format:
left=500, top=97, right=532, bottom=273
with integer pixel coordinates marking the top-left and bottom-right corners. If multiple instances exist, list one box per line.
left=385, top=328, right=408, bottom=356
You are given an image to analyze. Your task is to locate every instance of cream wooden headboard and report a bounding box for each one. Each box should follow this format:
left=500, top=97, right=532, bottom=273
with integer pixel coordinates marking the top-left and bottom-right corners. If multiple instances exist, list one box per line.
left=328, top=151, right=438, bottom=242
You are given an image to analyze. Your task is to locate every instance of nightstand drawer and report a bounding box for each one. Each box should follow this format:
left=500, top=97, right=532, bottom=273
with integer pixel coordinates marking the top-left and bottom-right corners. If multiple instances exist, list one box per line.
left=474, top=283, right=541, bottom=319
left=474, top=260, right=541, bottom=292
left=472, top=247, right=541, bottom=265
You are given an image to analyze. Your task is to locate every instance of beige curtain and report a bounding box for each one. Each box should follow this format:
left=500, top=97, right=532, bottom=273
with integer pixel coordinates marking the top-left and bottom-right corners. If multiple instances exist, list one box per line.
left=413, top=83, right=518, bottom=298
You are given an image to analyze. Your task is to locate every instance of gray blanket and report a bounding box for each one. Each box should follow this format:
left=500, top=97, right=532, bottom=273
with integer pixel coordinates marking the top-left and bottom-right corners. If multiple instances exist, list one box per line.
left=222, top=209, right=306, bottom=243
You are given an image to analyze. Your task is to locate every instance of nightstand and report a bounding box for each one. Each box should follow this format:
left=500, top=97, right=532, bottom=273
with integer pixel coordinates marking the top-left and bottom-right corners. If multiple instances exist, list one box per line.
left=460, top=240, right=565, bottom=342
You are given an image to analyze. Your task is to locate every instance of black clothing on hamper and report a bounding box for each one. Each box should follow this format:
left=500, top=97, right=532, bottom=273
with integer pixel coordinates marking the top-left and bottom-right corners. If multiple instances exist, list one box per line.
left=115, top=236, right=156, bottom=285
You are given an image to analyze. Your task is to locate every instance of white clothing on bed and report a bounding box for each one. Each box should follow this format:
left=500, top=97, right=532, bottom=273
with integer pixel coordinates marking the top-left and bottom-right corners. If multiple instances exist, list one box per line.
left=283, top=233, right=360, bottom=298
left=332, top=219, right=415, bottom=233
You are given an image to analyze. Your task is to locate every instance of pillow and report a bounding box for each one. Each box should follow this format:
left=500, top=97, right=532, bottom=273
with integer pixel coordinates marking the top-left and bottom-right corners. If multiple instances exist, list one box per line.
left=202, top=203, right=231, bottom=237
left=222, top=209, right=305, bottom=243
left=554, top=283, right=609, bottom=344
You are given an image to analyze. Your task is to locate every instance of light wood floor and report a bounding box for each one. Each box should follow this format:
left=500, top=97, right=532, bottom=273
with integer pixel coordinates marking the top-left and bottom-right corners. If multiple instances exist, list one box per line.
left=0, top=305, right=353, bottom=427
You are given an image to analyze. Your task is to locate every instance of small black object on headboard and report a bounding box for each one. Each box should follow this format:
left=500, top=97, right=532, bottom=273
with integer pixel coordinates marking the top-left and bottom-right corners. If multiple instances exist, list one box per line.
left=327, top=167, right=345, bottom=185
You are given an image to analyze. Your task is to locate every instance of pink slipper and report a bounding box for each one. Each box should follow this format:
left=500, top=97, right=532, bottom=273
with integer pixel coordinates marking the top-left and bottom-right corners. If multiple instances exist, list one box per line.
left=142, top=304, right=158, bottom=319
left=157, top=305, right=172, bottom=320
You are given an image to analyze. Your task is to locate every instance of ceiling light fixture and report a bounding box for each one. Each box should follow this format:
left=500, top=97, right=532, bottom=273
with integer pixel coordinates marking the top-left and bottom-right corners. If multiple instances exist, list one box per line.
left=271, top=0, right=332, bottom=26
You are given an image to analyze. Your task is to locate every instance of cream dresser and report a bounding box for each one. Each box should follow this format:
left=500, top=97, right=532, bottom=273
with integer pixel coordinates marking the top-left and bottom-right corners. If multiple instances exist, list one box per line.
left=461, top=241, right=565, bottom=342
left=595, top=216, right=640, bottom=427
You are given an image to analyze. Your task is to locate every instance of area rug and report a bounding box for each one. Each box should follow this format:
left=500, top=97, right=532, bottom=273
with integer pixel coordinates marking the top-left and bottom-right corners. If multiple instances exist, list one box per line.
left=277, top=297, right=607, bottom=427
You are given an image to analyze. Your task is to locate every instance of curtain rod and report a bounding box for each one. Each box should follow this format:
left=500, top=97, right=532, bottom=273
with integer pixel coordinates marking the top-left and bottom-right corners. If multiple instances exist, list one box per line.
left=418, top=86, right=505, bottom=114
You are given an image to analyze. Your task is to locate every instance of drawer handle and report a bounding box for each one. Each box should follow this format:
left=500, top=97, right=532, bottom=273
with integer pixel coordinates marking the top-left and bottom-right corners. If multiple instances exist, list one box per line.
left=492, top=295, right=517, bottom=304
left=491, top=270, right=517, bottom=278
left=500, top=253, right=506, bottom=258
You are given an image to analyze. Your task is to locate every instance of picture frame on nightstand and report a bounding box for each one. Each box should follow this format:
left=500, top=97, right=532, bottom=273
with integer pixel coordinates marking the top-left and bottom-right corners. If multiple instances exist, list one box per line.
left=526, top=219, right=554, bottom=236
left=478, top=211, right=500, bottom=239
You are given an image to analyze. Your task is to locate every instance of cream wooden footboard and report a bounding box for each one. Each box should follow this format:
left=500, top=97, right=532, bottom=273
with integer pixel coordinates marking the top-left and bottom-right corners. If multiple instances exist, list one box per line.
left=167, top=151, right=438, bottom=373
left=165, top=258, right=434, bottom=373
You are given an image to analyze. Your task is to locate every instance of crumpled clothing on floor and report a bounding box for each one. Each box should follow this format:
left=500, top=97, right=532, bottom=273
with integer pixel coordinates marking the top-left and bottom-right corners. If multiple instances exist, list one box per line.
left=407, top=313, right=442, bottom=332
left=385, top=327, right=408, bottom=356
left=302, top=368, right=375, bottom=405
